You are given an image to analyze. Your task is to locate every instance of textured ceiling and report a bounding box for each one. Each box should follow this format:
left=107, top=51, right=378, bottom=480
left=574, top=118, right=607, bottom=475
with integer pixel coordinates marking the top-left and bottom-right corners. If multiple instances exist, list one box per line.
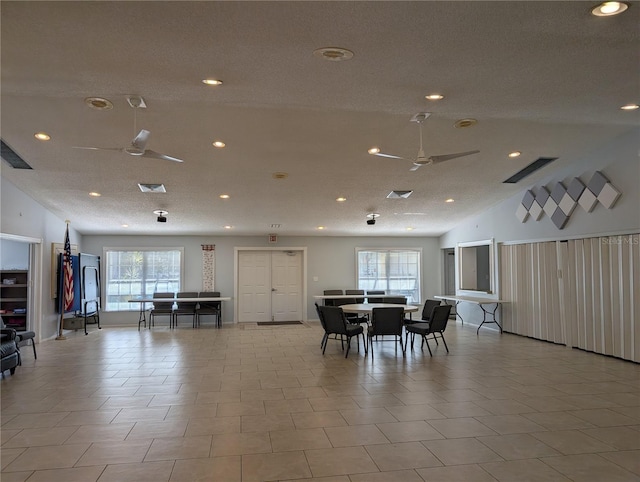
left=1, top=1, right=638, bottom=236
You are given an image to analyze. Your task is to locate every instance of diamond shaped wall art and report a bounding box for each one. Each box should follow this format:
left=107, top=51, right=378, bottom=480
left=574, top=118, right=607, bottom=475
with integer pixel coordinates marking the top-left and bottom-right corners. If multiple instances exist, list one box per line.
left=516, top=171, right=621, bottom=229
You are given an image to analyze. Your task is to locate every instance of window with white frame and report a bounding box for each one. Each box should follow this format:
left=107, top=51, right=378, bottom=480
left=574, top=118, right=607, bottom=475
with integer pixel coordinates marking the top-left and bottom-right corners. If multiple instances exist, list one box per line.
left=104, top=248, right=183, bottom=311
left=357, top=248, right=421, bottom=303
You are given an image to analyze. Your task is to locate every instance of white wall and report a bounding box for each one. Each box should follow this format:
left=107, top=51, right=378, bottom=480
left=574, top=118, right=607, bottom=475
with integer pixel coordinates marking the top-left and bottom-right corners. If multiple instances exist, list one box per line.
left=82, top=235, right=442, bottom=325
left=0, top=239, right=29, bottom=269
left=1, top=177, right=82, bottom=340
left=439, top=129, right=640, bottom=329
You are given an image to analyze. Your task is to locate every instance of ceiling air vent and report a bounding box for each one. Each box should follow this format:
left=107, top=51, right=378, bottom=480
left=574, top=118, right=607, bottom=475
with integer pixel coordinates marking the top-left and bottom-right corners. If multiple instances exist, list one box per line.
left=1, top=140, right=33, bottom=169
left=138, top=183, right=167, bottom=193
left=503, top=157, right=558, bottom=184
left=387, top=190, right=413, bottom=199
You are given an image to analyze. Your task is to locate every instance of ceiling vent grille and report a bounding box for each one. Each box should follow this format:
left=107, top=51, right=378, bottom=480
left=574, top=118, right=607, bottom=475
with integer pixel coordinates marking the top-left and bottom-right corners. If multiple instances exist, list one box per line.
left=387, top=190, right=413, bottom=199
left=1, top=140, right=33, bottom=169
left=503, top=157, right=558, bottom=184
left=138, top=183, right=167, bottom=193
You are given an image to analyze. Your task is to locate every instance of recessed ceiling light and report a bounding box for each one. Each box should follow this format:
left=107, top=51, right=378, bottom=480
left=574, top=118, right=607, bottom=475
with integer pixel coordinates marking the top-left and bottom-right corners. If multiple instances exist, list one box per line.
left=317, top=226, right=325, bottom=230
left=272, top=172, right=288, bottom=180
left=213, top=140, right=226, bottom=148
left=219, top=194, right=230, bottom=199
left=454, top=118, right=478, bottom=129
left=202, top=79, right=223, bottom=85
left=223, top=225, right=233, bottom=229
left=425, top=94, right=444, bottom=100
left=121, top=224, right=129, bottom=228
left=336, top=197, right=347, bottom=202
left=406, top=227, right=415, bottom=231
left=84, top=97, right=113, bottom=110
left=620, top=104, right=639, bottom=110
left=89, top=191, right=101, bottom=197
left=508, top=151, right=521, bottom=158
left=313, top=47, right=354, bottom=61
left=34, top=132, right=50, bottom=141
left=445, top=198, right=455, bottom=203
left=368, top=147, right=380, bottom=155
left=591, top=1, right=629, bottom=16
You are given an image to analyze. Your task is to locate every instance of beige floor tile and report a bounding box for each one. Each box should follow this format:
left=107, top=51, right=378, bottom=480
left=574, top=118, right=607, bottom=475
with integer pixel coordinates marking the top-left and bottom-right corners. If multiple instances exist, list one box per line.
left=185, top=416, right=240, bottom=437
left=271, top=427, right=332, bottom=452
left=56, top=409, right=120, bottom=426
left=242, top=450, right=312, bottom=482
left=523, top=411, right=597, bottom=430
left=570, top=408, right=639, bottom=427
left=210, top=431, right=271, bottom=456
left=324, top=424, right=389, bottom=447
left=3, top=444, right=90, bottom=471
left=481, top=458, right=570, bottom=481
left=75, top=439, right=152, bottom=466
left=195, top=390, right=240, bottom=404
left=385, top=403, right=447, bottom=421
left=364, top=441, right=442, bottom=471
left=428, top=400, right=492, bottom=418
left=264, top=398, right=313, bottom=414
left=171, top=456, right=241, bottom=481
left=339, top=407, right=398, bottom=425
left=478, top=433, right=561, bottom=459
left=240, top=412, right=294, bottom=432
left=64, top=423, right=134, bottom=444
left=2, top=426, right=78, bottom=448
left=144, top=435, right=212, bottom=461
left=532, top=429, right=617, bottom=454
left=349, top=469, right=425, bottom=481
left=474, top=414, right=547, bottom=435
left=305, top=446, right=378, bottom=477
left=429, top=417, right=498, bottom=438
left=424, top=437, right=503, bottom=465
left=2, top=412, right=69, bottom=430
left=580, top=426, right=640, bottom=450
left=0, top=471, right=33, bottom=482
left=216, top=400, right=265, bottom=417
left=100, top=396, right=153, bottom=409
left=541, top=453, right=638, bottom=481
left=350, top=393, right=403, bottom=408
left=308, top=396, right=359, bottom=411
left=127, top=419, right=188, bottom=439
left=111, top=406, right=169, bottom=423
left=1, top=448, right=27, bottom=470
left=376, top=420, right=444, bottom=442
left=417, top=464, right=499, bottom=482
left=97, top=461, right=173, bottom=482
left=20, top=465, right=105, bottom=482
left=598, top=449, right=640, bottom=476
left=165, top=403, right=219, bottom=420
left=291, top=410, right=347, bottom=429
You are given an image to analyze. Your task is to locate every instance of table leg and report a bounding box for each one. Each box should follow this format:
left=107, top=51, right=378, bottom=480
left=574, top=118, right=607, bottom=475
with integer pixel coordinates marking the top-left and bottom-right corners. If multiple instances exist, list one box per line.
left=476, top=303, right=502, bottom=334
left=137, top=303, right=147, bottom=331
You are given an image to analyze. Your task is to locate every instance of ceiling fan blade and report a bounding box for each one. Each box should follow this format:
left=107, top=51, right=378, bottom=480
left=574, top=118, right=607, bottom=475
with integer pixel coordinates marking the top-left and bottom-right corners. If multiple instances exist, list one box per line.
left=409, top=164, right=422, bottom=171
left=142, top=149, right=184, bottom=163
left=373, top=151, right=406, bottom=160
left=429, top=150, right=479, bottom=164
left=72, top=146, right=122, bottom=152
left=131, top=129, right=151, bottom=150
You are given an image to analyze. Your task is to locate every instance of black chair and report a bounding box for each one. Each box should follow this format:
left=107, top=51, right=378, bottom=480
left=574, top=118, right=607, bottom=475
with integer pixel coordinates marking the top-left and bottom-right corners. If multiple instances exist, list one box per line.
left=383, top=296, right=407, bottom=304
left=367, top=307, right=405, bottom=358
left=345, top=289, right=365, bottom=303
left=1, top=328, right=20, bottom=377
left=0, top=321, right=36, bottom=360
left=323, top=289, right=343, bottom=306
left=149, top=292, right=174, bottom=328
left=173, top=292, right=198, bottom=327
left=367, top=290, right=385, bottom=303
left=317, top=305, right=366, bottom=358
left=404, top=299, right=441, bottom=326
left=404, top=304, right=452, bottom=356
left=197, top=291, right=222, bottom=327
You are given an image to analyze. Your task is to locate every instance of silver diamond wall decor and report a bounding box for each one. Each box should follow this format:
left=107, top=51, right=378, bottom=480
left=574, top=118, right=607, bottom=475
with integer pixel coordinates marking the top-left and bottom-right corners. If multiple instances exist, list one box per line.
left=516, top=171, right=621, bottom=229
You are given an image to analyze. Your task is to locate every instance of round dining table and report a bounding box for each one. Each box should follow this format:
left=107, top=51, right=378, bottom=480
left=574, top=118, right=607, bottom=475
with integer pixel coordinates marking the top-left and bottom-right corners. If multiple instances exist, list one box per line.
left=339, top=303, right=419, bottom=316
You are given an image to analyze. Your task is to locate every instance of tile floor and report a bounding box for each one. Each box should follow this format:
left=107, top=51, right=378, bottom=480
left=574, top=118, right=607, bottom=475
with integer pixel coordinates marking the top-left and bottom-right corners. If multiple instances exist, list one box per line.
left=1, top=320, right=639, bottom=481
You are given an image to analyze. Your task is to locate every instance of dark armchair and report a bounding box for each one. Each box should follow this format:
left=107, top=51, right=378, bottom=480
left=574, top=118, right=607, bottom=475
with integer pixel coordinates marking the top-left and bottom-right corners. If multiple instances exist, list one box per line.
left=404, top=304, right=452, bottom=356
left=317, top=305, right=366, bottom=358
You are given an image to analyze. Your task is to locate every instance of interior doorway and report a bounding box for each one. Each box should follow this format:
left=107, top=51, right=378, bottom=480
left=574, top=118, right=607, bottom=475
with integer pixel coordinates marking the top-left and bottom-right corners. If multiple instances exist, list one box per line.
left=235, top=248, right=306, bottom=323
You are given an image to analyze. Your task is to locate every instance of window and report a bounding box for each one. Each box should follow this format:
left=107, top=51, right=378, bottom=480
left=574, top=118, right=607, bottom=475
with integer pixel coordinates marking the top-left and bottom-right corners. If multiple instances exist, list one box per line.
left=104, top=248, right=183, bottom=311
left=356, top=248, right=421, bottom=303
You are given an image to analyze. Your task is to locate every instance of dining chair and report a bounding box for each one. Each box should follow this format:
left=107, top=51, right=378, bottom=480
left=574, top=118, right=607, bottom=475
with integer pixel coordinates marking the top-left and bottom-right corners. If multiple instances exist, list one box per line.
left=149, top=292, right=174, bottom=328
left=317, top=305, right=366, bottom=358
left=404, top=304, right=452, bottom=355
left=345, top=289, right=365, bottom=303
left=323, top=289, right=343, bottom=306
left=173, top=291, right=198, bottom=328
left=367, top=290, right=385, bottom=303
left=383, top=296, right=407, bottom=304
left=367, top=306, right=405, bottom=358
left=197, top=291, right=222, bottom=327
left=404, top=299, right=441, bottom=325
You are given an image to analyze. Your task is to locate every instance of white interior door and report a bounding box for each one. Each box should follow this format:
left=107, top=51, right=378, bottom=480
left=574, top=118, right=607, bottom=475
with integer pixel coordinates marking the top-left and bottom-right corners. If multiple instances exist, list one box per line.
left=237, top=250, right=303, bottom=322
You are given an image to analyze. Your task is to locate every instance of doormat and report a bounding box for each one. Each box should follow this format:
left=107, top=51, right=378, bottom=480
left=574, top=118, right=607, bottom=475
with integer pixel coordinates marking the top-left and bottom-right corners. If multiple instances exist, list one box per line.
left=256, top=321, right=303, bottom=326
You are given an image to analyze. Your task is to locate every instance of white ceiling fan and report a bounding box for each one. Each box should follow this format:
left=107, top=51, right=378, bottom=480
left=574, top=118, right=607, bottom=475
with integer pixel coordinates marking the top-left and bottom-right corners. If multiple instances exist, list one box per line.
left=368, top=112, right=479, bottom=171
left=73, top=96, right=184, bottom=163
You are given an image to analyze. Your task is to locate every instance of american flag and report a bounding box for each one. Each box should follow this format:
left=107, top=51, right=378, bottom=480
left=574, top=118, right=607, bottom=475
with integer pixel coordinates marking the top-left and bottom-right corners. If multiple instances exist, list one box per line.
left=63, top=224, right=74, bottom=311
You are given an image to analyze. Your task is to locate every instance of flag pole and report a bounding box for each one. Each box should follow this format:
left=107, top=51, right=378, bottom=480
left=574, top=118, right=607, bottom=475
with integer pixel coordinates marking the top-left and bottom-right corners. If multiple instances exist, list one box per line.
left=56, top=220, right=71, bottom=340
